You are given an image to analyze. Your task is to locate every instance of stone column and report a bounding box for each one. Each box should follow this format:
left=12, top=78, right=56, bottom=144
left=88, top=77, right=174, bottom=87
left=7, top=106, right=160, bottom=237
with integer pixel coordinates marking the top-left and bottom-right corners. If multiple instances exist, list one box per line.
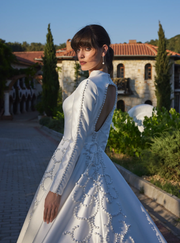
left=3, top=91, right=12, bottom=120
left=4, top=91, right=11, bottom=116
left=16, top=101, right=21, bottom=114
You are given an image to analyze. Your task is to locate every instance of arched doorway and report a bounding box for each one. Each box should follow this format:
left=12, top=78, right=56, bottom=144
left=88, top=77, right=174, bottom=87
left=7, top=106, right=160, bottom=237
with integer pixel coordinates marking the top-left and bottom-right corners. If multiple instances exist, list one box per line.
left=117, top=100, right=125, bottom=112
left=145, top=100, right=152, bottom=105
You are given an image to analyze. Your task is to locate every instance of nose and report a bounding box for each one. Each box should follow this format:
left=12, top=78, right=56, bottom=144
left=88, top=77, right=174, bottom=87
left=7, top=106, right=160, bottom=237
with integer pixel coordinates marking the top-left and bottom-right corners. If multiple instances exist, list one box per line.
left=78, top=49, right=85, bottom=59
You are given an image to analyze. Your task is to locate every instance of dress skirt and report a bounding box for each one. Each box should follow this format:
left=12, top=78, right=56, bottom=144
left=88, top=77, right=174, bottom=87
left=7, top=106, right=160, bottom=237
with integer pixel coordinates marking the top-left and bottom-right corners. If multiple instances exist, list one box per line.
left=17, top=144, right=166, bottom=243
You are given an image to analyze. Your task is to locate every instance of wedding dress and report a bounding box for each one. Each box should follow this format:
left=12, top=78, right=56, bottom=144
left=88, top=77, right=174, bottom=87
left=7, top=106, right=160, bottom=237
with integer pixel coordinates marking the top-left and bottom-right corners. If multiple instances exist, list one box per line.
left=17, top=70, right=166, bottom=243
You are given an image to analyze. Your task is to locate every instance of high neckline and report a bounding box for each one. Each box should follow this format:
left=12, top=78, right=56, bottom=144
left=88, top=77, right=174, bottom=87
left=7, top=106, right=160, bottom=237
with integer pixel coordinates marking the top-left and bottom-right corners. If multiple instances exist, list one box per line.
left=89, top=70, right=109, bottom=78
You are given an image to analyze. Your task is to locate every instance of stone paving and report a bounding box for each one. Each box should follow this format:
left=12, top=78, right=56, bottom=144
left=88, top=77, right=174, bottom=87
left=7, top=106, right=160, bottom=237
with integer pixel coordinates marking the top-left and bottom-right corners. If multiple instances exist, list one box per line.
left=0, top=111, right=180, bottom=243
left=0, top=112, right=59, bottom=243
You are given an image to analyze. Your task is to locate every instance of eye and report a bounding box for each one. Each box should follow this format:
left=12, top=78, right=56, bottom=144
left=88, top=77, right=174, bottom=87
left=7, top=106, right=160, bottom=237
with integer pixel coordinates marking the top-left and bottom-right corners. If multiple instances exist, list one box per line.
left=85, top=47, right=91, bottom=51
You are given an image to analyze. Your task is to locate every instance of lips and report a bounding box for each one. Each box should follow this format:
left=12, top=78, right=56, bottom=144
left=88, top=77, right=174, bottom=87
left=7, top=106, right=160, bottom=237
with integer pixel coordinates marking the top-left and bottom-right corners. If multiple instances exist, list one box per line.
left=80, top=62, right=86, bottom=65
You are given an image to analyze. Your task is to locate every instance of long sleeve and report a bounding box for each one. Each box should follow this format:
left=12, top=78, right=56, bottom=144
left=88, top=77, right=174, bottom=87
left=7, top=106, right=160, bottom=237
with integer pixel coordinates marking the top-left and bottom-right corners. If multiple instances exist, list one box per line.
left=50, top=79, right=98, bottom=195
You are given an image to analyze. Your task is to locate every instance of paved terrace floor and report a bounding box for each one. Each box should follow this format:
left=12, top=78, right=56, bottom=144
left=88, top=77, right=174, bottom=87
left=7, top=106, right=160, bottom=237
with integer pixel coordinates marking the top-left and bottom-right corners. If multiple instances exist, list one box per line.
left=0, top=111, right=180, bottom=243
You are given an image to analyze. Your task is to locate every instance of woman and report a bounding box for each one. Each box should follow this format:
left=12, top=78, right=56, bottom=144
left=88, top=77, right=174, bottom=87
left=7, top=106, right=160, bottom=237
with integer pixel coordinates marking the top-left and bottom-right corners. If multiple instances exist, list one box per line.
left=17, top=25, right=166, bottom=243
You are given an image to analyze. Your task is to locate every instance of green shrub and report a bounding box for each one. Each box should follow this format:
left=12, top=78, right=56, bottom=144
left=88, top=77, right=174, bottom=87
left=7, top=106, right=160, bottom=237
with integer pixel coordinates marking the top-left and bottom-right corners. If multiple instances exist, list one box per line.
left=150, top=179, right=180, bottom=199
left=48, top=119, right=64, bottom=133
left=142, top=107, right=180, bottom=139
left=107, top=109, right=143, bottom=157
left=53, top=111, right=64, bottom=121
left=39, top=111, right=64, bottom=134
left=108, top=108, right=180, bottom=158
left=35, top=100, right=44, bottom=115
left=141, top=130, right=180, bottom=180
left=39, top=116, right=51, bottom=126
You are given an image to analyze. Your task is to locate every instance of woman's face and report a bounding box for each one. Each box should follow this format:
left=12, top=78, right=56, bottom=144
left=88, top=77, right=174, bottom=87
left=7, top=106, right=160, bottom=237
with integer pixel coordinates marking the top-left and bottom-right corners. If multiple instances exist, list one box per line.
left=77, top=46, right=104, bottom=74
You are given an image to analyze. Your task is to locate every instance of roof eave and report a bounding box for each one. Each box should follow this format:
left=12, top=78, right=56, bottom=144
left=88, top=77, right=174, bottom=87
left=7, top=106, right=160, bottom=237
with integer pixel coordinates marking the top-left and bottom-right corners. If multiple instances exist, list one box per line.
left=56, top=56, right=75, bottom=59
left=114, top=55, right=156, bottom=58
left=170, top=55, right=180, bottom=60
left=35, top=58, right=43, bottom=61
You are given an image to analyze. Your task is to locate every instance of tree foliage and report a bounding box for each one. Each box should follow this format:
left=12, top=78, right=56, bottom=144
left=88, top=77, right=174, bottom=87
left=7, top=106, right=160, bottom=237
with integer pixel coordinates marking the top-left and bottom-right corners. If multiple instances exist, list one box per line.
left=146, top=34, right=180, bottom=54
left=0, top=42, right=16, bottom=98
left=0, top=38, right=66, bottom=52
left=154, top=22, right=172, bottom=110
left=74, top=62, right=89, bottom=89
left=42, top=24, right=59, bottom=116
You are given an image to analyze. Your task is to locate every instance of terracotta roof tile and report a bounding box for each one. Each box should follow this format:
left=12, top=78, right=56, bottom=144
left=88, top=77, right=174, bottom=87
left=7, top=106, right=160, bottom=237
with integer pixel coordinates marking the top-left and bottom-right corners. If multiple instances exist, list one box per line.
left=13, top=44, right=180, bottom=64
left=56, top=48, right=66, bottom=52
left=56, top=49, right=75, bottom=57
left=166, top=49, right=180, bottom=56
left=13, top=51, right=44, bottom=63
left=110, top=43, right=157, bottom=56
left=15, top=56, right=36, bottom=65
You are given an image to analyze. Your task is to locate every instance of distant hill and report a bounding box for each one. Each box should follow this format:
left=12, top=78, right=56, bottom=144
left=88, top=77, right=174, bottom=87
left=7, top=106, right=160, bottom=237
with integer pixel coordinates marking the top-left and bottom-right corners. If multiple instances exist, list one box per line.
left=0, top=39, right=66, bottom=52
left=146, top=34, right=180, bottom=54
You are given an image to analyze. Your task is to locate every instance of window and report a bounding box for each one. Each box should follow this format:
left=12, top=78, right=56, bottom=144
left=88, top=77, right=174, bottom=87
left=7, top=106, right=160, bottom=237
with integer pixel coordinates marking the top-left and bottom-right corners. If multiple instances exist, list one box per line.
left=174, top=93, right=180, bottom=113
left=145, top=100, right=152, bottom=105
left=117, top=100, right=125, bottom=112
left=117, top=64, right=124, bottom=78
left=145, top=64, right=152, bottom=80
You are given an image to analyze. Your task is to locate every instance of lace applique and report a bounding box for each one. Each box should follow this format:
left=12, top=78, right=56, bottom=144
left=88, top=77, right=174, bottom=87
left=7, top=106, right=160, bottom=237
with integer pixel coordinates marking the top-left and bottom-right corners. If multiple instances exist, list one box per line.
left=62, top=82, right=131, bottom=242
left=28, top=137, right=70, bottom=220
left=141, top=206, right=164, bottom=243
left=29, top=80, right=93, bottom=220
left=63, top=143, right=134, bottom=242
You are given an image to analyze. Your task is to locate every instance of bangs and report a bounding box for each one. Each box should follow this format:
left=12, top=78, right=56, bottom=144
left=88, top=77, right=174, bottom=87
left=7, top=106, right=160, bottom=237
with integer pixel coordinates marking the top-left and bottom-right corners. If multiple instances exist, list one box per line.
left=71, top=26, right=98, bottom=52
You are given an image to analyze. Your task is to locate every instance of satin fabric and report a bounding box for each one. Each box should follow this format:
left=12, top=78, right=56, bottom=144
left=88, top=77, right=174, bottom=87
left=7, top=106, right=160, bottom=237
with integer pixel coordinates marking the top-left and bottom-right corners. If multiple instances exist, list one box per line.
left=17, top=70, right=166, bottom=243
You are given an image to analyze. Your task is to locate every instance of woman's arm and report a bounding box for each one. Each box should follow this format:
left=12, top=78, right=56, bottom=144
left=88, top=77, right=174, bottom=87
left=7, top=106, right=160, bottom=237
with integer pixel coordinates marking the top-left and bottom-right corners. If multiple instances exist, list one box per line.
left=43, top=79, right=98, bottom=223
left=50, top=79, right=98, bottom=195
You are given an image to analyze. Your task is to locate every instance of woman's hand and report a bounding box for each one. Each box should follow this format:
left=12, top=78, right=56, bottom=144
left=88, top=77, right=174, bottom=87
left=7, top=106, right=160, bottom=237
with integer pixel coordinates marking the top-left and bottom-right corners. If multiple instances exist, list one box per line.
left=43, top=191, right=61, bottom=224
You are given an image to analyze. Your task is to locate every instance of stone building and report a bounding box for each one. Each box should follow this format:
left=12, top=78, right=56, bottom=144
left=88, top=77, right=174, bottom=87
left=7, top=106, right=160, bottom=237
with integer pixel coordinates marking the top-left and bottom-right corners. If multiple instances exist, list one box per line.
left=54, top=40, right=180, bottom=112
left=1, top=53, right=42, bottom=119
left=4, top=39, right=179, bottom=119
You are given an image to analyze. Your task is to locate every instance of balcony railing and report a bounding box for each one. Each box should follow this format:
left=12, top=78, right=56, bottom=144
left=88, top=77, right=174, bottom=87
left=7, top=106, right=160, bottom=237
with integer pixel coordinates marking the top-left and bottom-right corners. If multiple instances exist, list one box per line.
left=175, top=75, right=180, bottom=89
left=112, top=78, right=132, bottom=95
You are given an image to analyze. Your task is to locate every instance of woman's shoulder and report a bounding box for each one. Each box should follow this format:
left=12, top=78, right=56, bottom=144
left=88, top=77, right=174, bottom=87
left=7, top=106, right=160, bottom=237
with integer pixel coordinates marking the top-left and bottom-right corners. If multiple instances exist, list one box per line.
left=72, top=78, right=98, bottom=103
left=77, top=77, right=98, bottom=95
left=89, top=71, right=116, bottom=91
left=76, top=71, right=116, bottom=96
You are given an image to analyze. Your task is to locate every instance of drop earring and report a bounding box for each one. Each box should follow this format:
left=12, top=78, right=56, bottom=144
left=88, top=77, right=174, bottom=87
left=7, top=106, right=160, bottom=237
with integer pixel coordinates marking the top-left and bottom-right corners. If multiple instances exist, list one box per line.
left=102, top=56, right=105, bottom=65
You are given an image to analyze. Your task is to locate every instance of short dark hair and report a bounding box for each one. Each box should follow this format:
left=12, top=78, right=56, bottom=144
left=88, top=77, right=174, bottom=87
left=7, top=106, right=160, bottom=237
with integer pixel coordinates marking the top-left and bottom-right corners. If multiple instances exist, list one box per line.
left=71, top=25, right=114, bottom=74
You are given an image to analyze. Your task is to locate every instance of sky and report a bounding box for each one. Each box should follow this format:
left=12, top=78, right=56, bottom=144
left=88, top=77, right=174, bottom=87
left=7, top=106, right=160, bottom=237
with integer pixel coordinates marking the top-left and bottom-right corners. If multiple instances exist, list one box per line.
left=0, top=0, right=179, bottom=46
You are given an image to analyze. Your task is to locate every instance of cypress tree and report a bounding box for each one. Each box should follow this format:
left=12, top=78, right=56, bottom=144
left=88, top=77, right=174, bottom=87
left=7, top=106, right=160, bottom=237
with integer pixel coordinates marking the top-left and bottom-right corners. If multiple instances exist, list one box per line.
left=42, top=24, right=59, bottom=116
left=0, top=43, right=16, bottom=98
left=154, top=22, right=172, bottom=110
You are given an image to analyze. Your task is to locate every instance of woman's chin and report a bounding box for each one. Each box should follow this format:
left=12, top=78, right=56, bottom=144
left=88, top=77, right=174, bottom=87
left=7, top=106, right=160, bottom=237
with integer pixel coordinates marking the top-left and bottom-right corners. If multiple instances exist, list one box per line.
left=81, top=66, right=88, bottom=71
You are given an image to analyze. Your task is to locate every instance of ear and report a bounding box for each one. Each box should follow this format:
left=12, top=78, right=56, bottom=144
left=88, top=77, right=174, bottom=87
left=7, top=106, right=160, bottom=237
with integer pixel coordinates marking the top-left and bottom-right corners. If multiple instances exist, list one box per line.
left=102, top=44, right=108, bottom=57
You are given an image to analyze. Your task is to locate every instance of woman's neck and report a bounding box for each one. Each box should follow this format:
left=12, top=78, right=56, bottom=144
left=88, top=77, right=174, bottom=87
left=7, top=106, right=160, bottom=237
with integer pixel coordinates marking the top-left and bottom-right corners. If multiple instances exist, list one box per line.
left=89, top=66, right=108, bottom=75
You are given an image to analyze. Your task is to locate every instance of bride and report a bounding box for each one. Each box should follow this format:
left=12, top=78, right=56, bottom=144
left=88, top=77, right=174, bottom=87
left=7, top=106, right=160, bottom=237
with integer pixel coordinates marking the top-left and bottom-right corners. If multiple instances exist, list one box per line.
left=17, top=24, right=166, bottom=243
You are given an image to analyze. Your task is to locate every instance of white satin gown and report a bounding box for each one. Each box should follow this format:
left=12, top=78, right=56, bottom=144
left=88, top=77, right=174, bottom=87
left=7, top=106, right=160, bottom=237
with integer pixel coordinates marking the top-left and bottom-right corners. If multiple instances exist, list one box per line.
left=17, top=70, right=166, bottom=243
